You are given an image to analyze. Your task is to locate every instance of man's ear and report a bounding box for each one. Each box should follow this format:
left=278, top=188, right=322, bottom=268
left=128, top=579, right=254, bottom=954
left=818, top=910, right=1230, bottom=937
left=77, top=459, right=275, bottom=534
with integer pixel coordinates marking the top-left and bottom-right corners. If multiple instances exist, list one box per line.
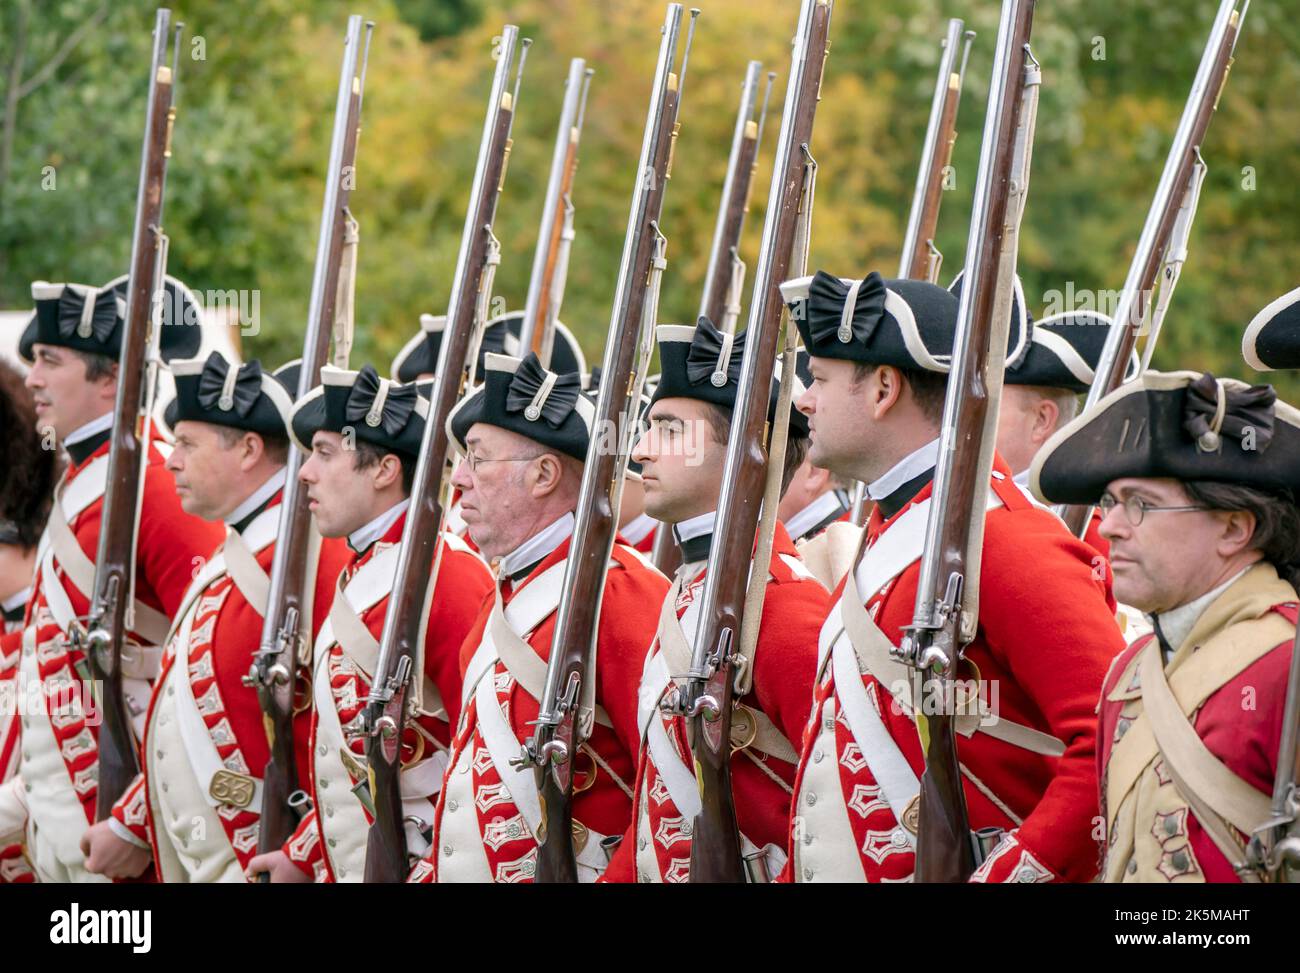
left=239, top=432, right=265, bottom=473
left=529, top=453, right=564, bottom=499
left=1032, top=397, right=1061, bottom=447
left=372, top=452, right=404, bottom=493
left=1217, top=508, right=1258, bottom=559
left=872, top=365, right=904, bottom=421
left=95, top=363, right=120, bottom=401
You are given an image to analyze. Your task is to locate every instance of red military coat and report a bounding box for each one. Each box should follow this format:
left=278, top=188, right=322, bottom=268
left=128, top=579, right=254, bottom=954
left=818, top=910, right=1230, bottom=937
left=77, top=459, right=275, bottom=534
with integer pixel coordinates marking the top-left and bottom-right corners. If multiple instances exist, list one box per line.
left=785, top=459, right=1126, bottom=883
left=109, top=491, right=352, bottom=880
left=0, top=625, right=33, bottom=882
left=603, top=522, right=829, bottom=883
left=10, top=433, right=222, bottom=879
left=410, top=535, right=668, bottom=883
left=284, top=511, right=492, bottom=881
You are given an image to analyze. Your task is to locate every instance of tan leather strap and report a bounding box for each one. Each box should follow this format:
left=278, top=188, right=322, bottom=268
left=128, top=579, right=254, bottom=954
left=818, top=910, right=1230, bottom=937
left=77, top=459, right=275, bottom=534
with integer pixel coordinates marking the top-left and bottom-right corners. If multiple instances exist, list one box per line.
left=1138, top=640, right=1271, bottom=839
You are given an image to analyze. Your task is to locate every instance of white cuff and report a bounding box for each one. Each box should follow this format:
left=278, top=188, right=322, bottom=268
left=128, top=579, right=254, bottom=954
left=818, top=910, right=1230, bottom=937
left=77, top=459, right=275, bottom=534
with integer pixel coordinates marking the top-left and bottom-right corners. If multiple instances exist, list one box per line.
left=107, top=816, right=153, bottom=851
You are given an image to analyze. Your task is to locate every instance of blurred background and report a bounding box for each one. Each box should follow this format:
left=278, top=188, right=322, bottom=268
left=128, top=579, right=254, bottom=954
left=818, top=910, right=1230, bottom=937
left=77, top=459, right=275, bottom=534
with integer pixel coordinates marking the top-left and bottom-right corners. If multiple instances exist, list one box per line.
left=1, top=0, right=1297, bottom=396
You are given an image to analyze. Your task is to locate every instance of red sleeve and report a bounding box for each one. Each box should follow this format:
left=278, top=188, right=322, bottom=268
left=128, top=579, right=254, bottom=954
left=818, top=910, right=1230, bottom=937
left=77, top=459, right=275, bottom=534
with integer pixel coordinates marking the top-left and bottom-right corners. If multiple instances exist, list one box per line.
left=135, top=455, right=225, bottom=617
left=975, top=507, right=1126, bottom=880
left=595, top=557, right=670, bottom=764
left=424, top=543, right=493, bottom=732
left=750, top=578, right=829, bottom=746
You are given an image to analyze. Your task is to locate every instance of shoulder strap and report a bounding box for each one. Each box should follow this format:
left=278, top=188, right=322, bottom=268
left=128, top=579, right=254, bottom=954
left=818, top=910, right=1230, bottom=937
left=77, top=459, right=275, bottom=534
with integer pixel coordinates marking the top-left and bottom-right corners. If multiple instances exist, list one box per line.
left=1138, top=639, right=1271, bottom=839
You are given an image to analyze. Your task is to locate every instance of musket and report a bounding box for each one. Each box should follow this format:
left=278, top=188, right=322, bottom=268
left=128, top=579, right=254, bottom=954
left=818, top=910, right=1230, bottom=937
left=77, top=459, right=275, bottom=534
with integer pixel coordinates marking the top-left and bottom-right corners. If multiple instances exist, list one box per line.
left=652, top=60, right=774, bottom=577
left=892, top=0, right=1040, bottom=883
left=519, top=58, right=594, bottom=367
left=247, top=15, right=374, bottom=864
left=848, top=18, right=974, bottom=527
left=518, top=3, right=699, bottom=884
left=1059, top=0, right=1248, bottom=536
left=360, top=26, right=528, bottom=883
left=675, top=0, right=833, bottom=883
left=698, top=60, right=776, bottom=331
left=86, top=9, right=184, bottom=821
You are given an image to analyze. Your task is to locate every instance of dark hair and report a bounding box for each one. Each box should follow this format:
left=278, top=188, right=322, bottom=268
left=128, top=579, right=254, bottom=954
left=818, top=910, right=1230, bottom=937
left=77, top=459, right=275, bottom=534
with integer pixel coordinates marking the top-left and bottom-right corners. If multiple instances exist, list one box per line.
left=214, top=425, right=290, bottom=466
left=351, top=439, right=416, bottom=496
left=852, top=362, right=947, bottom=424
left=0, top=360, right=61, bottom=549
left=700, top=402, right=809, bottom=497
left=1182, top=480, right=1300, bottom=591
left=69, top=348, right=118, bottom=384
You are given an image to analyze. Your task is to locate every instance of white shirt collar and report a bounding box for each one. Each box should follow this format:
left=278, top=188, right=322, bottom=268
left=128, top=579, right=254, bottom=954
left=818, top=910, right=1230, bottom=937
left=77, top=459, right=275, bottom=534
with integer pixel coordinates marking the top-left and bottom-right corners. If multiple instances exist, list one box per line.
left=348, top=498, right=410, bottom=554
left=620, top=512, right=658, bottom=546
left=500, top=512, right=575, bottom=579
left=867, top=438, right=940, bottom=501
left=1149, top=565, right=1252, bottom=660
left=1, top=587, right=30, bottom=615
left=63, top=412, right=114, bottom=446
left=673, top=509, right=717, bottom=545
left=224, top=468, right=288, bottom=527
left=1012, top=468, right=1031, bottom=489
left=784, top=491, right=847, bottom=541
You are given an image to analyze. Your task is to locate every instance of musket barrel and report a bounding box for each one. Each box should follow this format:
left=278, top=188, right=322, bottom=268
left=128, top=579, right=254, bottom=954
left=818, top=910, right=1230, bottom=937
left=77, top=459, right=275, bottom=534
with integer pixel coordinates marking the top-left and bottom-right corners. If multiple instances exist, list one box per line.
left=897, top=17, right=966, bottom=281
left=521, top=57, right=589, bottom=364
left=699, top=59, right=764, bottom=322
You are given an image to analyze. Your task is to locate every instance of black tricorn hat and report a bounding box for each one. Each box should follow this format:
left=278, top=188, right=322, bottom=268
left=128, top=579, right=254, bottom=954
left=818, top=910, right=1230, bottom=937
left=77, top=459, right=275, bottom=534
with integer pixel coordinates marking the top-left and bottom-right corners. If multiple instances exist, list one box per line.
left=391, top=310, right=587, bottom=384
left=1005, top=309, right=1136, bottom=393
left=1030, top=370, right=1300, bottom=505
left=781, top=271, right=963, bottom=373
left=165, top=351, right=297, bottom=439
left=289, top=363, right=429, bottom=458
left=1242, top=285, right=1300, bottom=372
left=650, top=316, right=809, bottom=437
left=447, top=352, right=594, bottom=462
left=21, top=274, right=203, bottom=364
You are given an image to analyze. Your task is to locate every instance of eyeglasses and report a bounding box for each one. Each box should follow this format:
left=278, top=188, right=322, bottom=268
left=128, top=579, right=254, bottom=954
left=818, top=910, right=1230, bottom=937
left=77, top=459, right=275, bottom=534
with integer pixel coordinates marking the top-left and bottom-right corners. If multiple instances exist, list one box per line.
left=462, top=451, right=539, bottom=474
left=1098, top=493, right=1209, bottom=527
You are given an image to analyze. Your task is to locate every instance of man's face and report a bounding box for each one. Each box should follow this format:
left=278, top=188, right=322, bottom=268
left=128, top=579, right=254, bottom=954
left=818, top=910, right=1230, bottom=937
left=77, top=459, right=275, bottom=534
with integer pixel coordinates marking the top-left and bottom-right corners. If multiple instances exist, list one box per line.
left=795, top=357, right=872, bottom=478
left=631, top=397, right=723, bottom=525
left=24, top=344, right=116, bottom=441
left=1098, top=476, right=1239, bottom=614
left=448, top=423, right=546, bottom=559
left=167, top=421, right=245, bottom=521
left=299, top=431, right=378, bottom=538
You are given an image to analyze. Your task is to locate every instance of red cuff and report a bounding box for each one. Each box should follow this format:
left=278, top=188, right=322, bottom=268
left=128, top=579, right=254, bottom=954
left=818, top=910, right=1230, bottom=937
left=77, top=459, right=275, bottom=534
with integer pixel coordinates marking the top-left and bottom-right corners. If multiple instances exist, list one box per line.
left=110, top=774, right=151, bottom=846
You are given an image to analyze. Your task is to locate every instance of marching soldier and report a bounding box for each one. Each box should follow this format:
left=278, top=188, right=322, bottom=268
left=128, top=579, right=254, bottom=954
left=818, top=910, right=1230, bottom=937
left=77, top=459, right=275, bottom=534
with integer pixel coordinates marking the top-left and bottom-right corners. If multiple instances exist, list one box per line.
left=601, top=318, right=831, bottom=883
left=248, top=364, right=492, bottom=882
left=77, top=352, right=351, bottom=881
left=778, top=270, right=1125, bottom=882
left=1032, top=370, right=1300, bottom=882
left=408, top=352, right=668, bottom=883
left=0, top=359, right=59, bottom=883
left=0, top=278, right=223, bottom=883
